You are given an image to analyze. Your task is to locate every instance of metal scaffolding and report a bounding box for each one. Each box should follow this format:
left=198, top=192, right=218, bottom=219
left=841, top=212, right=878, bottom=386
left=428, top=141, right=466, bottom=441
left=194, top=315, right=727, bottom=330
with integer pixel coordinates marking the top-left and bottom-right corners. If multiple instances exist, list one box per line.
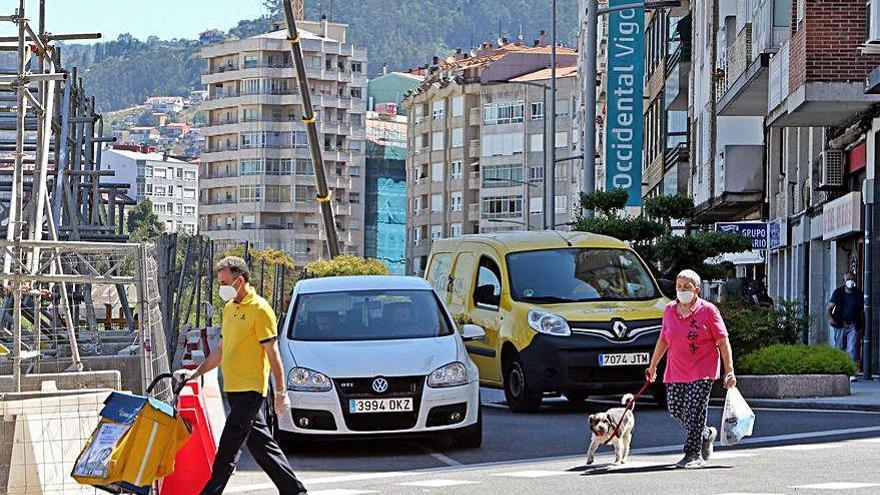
left=0, top=0, right=165, bottom=394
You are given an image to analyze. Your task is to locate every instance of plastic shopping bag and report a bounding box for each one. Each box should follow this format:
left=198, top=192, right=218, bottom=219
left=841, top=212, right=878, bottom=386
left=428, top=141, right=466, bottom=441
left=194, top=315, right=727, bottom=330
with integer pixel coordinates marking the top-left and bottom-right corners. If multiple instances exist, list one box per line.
left=720, top=387, right=755, bottom=446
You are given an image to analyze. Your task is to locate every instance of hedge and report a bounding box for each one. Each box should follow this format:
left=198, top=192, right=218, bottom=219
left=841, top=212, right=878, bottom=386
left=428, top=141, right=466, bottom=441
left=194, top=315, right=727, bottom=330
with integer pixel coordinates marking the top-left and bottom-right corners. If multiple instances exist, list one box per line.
left=739, top=344, right=858, bottom=376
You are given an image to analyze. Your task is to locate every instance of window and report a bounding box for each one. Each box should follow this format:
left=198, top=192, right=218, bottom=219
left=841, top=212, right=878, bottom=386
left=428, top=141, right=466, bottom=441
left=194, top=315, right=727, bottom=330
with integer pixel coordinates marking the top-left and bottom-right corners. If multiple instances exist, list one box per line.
left=412, top=196, right=423, bottom=213
left=431, top=162, right=444, bottom=182
left=345, top=192, right=359, bottom=205
left=295, top=159, right=314, bottom=175
left=555, top=99, right=569, bottom=117
left=351, top=87, right=363, bottom=99
left=530, top=133, right=544, bottom=152
left=482, top=164, right=524, bottom=188
left=481, top=195, right=523, bottom=218
left=451, top=223, right=463, bottom=237
left=152, top=202, right=166, bottom=214
left=145, top=183, right=153, bottom=195
left=555, top=131, right=569, bottom=148
left=529, top=197, right=543, bottom=214
left=414, top=134, right=424, bottom=149
left=240, top=158, right=262, bottom=175
left=154, top=185, right=166, bottom=197
left=555, top=195, right=568, bottom=214
left=483, top=101, right=524, bottom=125
left=482, top=132, right=524, bottom=156
left=531, top=102, right=544, bottom=120
left=431, top=224, right=443, bottom=240
left=265, top=185, right=291, bottom=202
left=412, top=227, right=422, bottom=244
left=154, top=168, right=167, bottom=179
left=350, top=113, right=362, bottom=126
left=183, top=205, right=196, bottom=215
left=240, top=185, right=262, bottom=202
left=431, top=193, right=443, bottom=212
left=144, top=166, right=153, bottom=178
left=432, top=131, right=444, bottom=150
left=184, top=170, right=196, bottom=181
left=451, top=128, right=464, bottom=148
left=473, top=256, right=502, bottom=309
left=451, top=96, right=464, bottom=117
left=450, top=192, right=463, bottom=211
left=432, top=100, right=445, bottom=120
left=450, top=161, right=463, bottom=179
left=183, top=188, right=196, bottom=199
left=351, top=61, right=363, bottom=73
left=530, top=166, right=544, bottom=181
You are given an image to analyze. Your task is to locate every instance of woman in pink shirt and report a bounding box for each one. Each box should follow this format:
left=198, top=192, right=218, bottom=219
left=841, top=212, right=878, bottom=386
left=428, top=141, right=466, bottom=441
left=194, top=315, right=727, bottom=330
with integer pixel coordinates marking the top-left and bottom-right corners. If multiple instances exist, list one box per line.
left=646, top=269, right=737, bottom=469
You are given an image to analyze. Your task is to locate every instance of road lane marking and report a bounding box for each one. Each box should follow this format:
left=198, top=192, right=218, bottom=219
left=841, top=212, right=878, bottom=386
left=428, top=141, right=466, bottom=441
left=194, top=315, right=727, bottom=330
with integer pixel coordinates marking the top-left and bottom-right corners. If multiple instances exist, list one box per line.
left=793, top=482, right=880, bottom=490
left=310, top=490, right=379, bottom=495
left=490, top=470, right=568, bottom=478
left=714, top=493, right=785, bottom=495
left=427, top=451, right=463, bottom=467
left=225, top=471, right=422, bottom=493
left=704, top=451, right=755, bottom=460
left=398, top=479, right=480, bottom=487
left=765, top=444, right=837, bottom=452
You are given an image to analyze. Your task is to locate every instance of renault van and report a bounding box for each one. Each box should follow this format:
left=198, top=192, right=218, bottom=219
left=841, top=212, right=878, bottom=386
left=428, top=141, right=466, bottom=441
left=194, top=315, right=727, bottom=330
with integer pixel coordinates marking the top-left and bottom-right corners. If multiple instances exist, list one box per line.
left=425, top=231, right=668, bottom=412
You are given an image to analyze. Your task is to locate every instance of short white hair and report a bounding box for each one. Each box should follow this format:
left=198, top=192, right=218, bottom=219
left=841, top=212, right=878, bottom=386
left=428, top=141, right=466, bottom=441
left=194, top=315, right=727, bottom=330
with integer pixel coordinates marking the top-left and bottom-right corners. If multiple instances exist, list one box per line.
left=676, top=269, right=702, bottom=288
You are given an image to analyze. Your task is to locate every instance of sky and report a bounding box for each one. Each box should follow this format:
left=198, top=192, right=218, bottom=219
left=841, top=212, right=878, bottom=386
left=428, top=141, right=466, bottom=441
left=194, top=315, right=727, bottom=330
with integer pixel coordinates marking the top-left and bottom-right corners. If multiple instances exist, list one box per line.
left=0, top=0, right=269, bottom=42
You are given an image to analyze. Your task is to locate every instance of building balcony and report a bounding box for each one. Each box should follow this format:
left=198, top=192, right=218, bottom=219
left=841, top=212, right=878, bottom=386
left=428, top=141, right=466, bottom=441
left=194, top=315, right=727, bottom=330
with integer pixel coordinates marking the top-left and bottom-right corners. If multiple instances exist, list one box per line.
left=469, top=107, right=481, bottom=123
left=664, top=141, right=690, bottom=168
left=664, top=42, right=691, bottom=112
left=768, top=35, right=880, bottom=127
left=694, top=144, right=764, bottom=222
left=467, top=203, right=479, bottom=220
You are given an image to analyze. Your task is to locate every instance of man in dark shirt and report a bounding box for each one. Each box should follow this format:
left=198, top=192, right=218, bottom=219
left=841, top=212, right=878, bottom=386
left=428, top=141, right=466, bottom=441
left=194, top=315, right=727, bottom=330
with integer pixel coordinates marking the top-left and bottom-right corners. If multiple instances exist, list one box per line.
left=827, top=271, right=863, bottom=363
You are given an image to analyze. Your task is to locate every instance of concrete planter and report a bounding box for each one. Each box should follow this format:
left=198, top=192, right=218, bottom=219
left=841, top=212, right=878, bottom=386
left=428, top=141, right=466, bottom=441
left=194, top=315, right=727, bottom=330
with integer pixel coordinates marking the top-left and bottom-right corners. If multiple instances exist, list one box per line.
left=733, top=374, right=851, bottom=399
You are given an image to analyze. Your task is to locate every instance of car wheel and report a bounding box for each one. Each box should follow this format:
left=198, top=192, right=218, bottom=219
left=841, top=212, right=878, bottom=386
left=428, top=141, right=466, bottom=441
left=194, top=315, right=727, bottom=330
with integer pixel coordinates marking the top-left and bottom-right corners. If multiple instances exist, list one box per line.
left=503, top=354, right=542, bottom=413
left=563, top=391, right=589, bottom=403
left=451, top=408, right=482, bottom=449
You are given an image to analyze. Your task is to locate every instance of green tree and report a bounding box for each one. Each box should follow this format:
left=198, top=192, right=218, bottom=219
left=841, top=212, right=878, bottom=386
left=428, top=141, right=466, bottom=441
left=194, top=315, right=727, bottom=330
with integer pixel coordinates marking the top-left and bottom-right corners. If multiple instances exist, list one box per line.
left=574, top=190, right=752, bottom=280
left=127, top=199, right=165, bottom=241
left=303, top=255, right=389, bottom=278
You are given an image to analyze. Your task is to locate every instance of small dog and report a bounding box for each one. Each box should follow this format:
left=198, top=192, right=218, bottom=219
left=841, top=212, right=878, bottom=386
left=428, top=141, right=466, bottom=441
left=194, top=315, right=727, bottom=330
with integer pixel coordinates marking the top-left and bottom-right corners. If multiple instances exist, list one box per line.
left=586, top=393, right=635, bottom=465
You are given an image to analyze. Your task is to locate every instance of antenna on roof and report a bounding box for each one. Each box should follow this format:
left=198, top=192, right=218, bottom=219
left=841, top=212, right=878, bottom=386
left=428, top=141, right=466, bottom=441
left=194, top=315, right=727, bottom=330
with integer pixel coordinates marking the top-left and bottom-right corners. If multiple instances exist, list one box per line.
left=551, top=229, right=573, bottom=247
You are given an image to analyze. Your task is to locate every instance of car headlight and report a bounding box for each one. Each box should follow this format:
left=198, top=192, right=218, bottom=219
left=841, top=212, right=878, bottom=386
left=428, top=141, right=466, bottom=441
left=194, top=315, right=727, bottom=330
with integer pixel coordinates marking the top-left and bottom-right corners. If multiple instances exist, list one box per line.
left=287, top=367, right=332, bottom=392
left=427, top=362, right=468, bottom=388
left=528, top=310, right=571, bottom=337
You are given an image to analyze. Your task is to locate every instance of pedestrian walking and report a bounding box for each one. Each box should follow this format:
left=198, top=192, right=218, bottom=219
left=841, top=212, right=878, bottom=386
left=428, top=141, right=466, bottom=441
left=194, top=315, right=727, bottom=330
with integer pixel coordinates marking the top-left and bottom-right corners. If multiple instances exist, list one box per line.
left=178, top=256, right=307, bottom=495
left=645, top=269, right=737, bottom=469
left=827, top=270, right=863, bottom=364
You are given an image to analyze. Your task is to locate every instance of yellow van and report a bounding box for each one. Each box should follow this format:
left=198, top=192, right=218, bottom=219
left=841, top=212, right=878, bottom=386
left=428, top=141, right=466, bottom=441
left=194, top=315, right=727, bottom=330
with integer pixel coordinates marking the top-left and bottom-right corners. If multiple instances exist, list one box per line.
left=425, top=231, right=669, bottom=412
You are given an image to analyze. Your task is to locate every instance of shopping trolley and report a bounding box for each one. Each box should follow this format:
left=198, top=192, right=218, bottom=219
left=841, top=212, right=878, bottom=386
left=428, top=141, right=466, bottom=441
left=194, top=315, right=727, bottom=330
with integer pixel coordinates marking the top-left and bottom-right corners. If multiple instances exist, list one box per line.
left=72, top=373, right=192, bottom=494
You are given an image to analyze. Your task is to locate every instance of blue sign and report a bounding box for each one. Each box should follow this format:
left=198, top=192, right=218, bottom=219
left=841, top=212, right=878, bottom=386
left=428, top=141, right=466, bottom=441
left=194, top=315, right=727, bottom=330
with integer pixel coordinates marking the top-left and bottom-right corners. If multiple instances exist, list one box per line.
left=605, top=0, right=645, bottom=206
left=716, top=222, right=768, bottom=250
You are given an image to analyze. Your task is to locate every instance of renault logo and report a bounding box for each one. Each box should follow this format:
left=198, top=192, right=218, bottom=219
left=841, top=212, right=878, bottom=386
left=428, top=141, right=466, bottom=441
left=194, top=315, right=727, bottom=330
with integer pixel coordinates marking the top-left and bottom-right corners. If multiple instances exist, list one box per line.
left=612, top=320, right=628, bottom=339
left=372, top=377, right=389, bottom=394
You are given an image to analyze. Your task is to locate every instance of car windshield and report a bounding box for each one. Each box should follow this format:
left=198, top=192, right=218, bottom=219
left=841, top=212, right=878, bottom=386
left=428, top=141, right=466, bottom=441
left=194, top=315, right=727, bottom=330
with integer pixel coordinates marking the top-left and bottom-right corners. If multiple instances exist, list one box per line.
left=506, top=248, right=659, bottom=303
left=287, top=289, right=454, bottom=341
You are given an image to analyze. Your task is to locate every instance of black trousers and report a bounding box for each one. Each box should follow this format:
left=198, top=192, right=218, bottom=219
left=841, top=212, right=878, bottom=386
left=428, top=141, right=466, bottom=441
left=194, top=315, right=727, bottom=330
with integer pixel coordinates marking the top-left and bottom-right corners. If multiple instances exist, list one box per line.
left=200, top=391, right=306, bottom=495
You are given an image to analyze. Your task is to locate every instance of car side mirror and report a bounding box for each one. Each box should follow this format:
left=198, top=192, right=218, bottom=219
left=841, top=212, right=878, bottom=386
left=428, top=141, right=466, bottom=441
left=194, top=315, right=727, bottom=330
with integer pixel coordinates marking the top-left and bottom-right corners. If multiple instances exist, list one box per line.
left=461, top=324, right=486, bottom=342
left=658, top=279, right=676, bottom=299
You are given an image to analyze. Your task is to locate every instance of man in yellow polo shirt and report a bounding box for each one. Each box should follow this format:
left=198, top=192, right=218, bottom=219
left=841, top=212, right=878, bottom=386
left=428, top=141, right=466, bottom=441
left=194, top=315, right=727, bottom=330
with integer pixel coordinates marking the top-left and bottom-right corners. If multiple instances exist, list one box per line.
left=182, top=256, right=306, bottom=495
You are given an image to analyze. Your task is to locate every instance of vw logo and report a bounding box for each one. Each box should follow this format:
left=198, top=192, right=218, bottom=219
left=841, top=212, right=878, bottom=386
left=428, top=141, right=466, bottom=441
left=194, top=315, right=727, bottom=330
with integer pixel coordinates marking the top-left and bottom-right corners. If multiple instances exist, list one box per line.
left=371, top=377, right=389, bottom=394
left=612, top=320, right=628, bottom=339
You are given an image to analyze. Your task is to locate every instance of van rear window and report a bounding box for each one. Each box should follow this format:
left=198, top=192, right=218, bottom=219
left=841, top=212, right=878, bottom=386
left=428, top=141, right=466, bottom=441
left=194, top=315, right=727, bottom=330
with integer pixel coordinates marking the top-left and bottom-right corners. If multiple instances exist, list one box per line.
left=506, top=248, right=659, bottom=303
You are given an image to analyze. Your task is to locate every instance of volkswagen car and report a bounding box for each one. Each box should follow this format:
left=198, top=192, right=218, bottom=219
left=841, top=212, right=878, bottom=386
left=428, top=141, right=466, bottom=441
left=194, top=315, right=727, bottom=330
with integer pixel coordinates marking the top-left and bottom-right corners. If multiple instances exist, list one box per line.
left=275, top=276, right=484, bottom=448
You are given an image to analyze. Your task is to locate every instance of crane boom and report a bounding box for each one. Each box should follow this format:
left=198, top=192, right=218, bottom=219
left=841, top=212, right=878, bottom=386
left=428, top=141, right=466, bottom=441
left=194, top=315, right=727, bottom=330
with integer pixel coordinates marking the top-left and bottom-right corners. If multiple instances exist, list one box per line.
left=281, top=0, right=341, bottom=258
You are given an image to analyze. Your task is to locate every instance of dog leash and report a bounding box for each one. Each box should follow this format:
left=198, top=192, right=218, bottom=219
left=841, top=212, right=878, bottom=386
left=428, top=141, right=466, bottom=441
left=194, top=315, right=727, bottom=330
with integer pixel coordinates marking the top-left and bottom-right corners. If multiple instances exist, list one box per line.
left=602, top=378, right=652, bottom=445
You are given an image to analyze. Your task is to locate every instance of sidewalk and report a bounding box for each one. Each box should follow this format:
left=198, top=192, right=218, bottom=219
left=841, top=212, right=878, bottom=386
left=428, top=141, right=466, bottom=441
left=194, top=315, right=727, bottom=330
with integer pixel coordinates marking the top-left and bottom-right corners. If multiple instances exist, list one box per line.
left=710, top=379, right=880, bottom=412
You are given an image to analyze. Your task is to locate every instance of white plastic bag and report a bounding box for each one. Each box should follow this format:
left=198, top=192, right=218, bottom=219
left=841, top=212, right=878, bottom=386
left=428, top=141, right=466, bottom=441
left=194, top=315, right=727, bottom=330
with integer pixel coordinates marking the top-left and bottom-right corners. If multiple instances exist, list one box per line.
left=720, top=387, right=755, bottom=446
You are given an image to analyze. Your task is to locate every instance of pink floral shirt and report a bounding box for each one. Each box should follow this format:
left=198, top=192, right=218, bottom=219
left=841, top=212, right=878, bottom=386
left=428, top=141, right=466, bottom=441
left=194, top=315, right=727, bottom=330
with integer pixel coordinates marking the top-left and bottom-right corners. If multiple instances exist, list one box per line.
left=660, top=298, right=728, bottom=383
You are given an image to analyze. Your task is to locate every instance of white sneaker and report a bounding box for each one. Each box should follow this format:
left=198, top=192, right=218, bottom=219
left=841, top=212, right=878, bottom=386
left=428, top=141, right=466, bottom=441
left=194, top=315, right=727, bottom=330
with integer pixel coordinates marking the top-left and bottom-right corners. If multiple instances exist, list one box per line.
left=701, top=427, right=717, bottom=462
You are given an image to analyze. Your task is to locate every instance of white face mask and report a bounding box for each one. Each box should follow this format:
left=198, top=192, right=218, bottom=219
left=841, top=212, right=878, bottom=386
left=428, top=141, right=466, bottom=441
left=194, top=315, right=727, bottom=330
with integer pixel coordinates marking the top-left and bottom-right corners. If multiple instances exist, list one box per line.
left=677, top=290, right=696, bottom=305
left=845, top=280, right=856, bottom=290
left=219, top=278, right=240, bottom=302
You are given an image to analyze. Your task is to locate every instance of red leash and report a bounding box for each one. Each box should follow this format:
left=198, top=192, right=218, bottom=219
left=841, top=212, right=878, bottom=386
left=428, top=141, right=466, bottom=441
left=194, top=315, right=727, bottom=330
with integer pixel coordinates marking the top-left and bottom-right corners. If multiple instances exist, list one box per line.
left=602, top=379, right=652, bottom=445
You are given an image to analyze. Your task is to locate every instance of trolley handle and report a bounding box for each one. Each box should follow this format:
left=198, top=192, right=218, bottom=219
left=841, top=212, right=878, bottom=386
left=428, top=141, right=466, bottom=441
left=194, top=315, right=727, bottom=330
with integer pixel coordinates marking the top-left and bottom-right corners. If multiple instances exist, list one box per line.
left=146, top=372, right=188, bottom=398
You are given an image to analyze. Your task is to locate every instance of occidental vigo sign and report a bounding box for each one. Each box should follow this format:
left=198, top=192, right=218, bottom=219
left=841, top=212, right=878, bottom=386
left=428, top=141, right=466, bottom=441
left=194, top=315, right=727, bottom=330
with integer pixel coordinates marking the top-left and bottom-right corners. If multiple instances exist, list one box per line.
left=605, top=0, right=645, bottom=206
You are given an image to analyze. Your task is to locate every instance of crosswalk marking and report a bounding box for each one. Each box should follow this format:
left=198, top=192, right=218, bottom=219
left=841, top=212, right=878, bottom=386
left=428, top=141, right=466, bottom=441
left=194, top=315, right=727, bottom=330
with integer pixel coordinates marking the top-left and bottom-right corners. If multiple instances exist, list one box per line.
left=713, top=493, right=785, bottom=495
left=793, top=482, right=880, bottom=490
left=707, top=452, right=755, bottom=460
left=766, top=444, right=837, bottom=452
left=310, top=490, right=379, bottom=495
left=491, top=470, right=567, bottom=478
left=398, top=479, right=480, bottom=488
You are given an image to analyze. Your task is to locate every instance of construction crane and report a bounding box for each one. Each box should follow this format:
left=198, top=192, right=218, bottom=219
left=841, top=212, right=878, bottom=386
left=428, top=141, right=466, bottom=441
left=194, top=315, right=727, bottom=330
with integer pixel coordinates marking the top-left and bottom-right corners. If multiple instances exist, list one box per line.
left=281, top=0, right=340, bottom=258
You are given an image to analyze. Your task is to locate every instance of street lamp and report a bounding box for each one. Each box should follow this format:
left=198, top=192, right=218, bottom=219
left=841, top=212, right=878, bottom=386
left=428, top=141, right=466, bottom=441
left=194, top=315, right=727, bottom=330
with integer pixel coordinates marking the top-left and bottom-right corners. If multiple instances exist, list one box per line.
left=580, top=0, right=682, bottom=218
left=483, top=176, right=541, bottom=231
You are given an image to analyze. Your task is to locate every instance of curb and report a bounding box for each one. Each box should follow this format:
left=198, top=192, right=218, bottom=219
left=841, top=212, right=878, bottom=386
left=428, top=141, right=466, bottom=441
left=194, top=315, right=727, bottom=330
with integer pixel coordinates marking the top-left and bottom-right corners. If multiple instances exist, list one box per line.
left=708, top=397, right=880, bottom=412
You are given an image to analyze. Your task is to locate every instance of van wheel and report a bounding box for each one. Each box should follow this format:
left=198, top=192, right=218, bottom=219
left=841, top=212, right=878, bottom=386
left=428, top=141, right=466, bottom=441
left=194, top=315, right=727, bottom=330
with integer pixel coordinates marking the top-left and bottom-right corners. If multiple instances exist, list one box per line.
left=503, top=355, right=542, bottom=413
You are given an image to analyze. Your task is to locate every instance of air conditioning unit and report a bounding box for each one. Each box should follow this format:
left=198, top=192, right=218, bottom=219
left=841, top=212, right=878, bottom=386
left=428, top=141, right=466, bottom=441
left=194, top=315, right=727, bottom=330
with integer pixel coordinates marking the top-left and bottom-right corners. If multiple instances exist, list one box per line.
left=818, top=149, right=844, bottom=189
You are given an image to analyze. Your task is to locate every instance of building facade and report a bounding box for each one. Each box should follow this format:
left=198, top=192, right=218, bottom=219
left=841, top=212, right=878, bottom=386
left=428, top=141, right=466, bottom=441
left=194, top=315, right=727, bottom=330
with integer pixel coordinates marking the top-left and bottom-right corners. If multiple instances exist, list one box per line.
left=101, top=146, right=199, bottom=234
left=402, top=42, right=579, bottom=275
left=198, top=20, right=368, bottom=264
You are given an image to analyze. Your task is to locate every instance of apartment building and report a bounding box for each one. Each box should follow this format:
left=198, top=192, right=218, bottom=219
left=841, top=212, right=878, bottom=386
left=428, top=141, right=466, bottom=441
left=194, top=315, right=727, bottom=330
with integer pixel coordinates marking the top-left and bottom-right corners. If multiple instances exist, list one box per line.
left=402, top=42, right=578, bottom=275
left=198, top=20, right=367, bottom=264
left=101, top=146, right=199, bottom=234
left=365, top=110, right=408, bottom=274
